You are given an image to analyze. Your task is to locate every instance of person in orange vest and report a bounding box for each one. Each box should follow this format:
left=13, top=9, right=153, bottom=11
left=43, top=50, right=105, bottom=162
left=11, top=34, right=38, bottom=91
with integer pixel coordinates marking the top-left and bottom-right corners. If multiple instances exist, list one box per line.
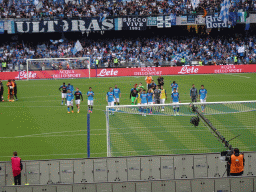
left=6, top=79, right=15, bottom=102
left=11, top=151, right=23, bottom=185
left=229, top=148, right=244, bottom=176
left=145, top=75, right=152, bottom=90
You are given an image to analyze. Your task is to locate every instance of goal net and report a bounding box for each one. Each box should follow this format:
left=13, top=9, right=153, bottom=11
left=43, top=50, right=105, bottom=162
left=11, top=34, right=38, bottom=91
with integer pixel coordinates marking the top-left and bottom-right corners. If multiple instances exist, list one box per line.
left=26, top=57, right=90, bottom=80
left=106, top=101, right=256, bottom=157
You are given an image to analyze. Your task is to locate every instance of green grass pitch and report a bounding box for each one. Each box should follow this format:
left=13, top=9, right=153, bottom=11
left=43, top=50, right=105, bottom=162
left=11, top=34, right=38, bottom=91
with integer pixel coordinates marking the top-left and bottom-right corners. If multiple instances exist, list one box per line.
left=0, top=73, right=256, bottom=161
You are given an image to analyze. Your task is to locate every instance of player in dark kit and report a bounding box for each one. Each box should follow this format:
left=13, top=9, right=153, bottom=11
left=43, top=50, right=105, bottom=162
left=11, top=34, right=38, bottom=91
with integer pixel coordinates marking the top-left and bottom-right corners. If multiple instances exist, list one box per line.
left=13, top=80, right=18, bottom=101
left=74, top=88, right=83, bottom=113
left=0, top=81, right=4, bottom=102
left=59, top=82, right=68, bottom=105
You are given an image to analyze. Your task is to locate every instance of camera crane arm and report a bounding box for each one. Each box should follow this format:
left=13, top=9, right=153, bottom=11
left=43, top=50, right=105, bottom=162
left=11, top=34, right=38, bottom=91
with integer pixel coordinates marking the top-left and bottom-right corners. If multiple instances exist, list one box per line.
left=191, top=104, right=233, bottom=151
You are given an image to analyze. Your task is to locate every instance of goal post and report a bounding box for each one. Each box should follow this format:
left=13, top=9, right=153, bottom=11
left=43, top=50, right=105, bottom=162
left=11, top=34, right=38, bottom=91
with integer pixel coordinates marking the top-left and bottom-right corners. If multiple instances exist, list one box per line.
left=106, top=101, right=256, bottom=157
left=26, top=57, right=90, bottom=80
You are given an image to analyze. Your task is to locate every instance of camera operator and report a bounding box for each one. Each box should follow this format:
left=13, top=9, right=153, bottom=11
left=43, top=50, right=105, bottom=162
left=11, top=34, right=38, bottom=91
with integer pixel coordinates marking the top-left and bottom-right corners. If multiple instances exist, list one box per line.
left=229, top=148, right=244, bottom=176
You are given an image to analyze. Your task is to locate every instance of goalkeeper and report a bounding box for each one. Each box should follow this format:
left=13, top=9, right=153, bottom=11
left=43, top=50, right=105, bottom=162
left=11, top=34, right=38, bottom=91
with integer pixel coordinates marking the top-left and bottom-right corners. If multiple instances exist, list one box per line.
left=130, top=84, right=138, bottom=105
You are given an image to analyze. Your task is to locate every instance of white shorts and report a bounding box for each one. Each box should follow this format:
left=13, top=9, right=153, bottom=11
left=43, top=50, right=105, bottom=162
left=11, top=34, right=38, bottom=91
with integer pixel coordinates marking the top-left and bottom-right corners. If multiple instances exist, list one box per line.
left=88, top=100, right=93, bottom=106
left=160, top=99, right=165, bottom=104
left=137, top=103, right=141, bottom=106
left=141, top=103, right=147, bottom=106
left=108, top=101, right=114, bottom=107
left=200, top=99, right=206, bottom=103
left=67, top=101, right=73, bottom=106
left=148, top=102, right=153, bottom=105
left=75, top=100, right=81, bottom=105
left=62, top=93, right=67, bottom=98
left=114, top=98, right=119, bottom=103
left=173, top=102, right=179, bottom=108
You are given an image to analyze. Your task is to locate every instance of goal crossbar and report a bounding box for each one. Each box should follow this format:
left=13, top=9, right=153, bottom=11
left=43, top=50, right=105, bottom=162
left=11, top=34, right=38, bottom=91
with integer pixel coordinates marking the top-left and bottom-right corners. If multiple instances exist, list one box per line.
left=106, top=100, right=256, bottom=109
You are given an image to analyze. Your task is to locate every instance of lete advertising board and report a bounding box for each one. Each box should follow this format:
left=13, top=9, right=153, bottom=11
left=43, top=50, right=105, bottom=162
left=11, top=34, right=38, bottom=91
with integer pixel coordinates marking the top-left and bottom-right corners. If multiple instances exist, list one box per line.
left=1, top=65, right=256, bottom=80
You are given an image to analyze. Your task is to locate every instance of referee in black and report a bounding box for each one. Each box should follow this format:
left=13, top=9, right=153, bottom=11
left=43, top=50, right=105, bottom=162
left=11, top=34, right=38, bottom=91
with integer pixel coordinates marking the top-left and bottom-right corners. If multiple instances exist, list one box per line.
left=13, top=79, right=18, bottom=101
left=190, top=84, right=198, bottom=102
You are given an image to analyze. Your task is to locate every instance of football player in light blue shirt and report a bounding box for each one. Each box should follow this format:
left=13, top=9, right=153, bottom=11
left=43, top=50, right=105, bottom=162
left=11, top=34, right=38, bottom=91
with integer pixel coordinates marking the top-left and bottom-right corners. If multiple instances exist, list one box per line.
left=147, top=89, right=154, bottom=114
left=67, top=83, right=74, bottom=93
left=106, top=87, right=115, bottom=114
left=171, top=81, right=178, bottom=93
left=66, top=90, right=74, bottom=113
left=140, top=89, right=148, bottom=115
left=199, top=85, right=207, bottom=112
left=113, top=85, right=121, bottom=105
left=171, top=88, right=180, bottom=115
left=87, top=87, right=94, bottom=113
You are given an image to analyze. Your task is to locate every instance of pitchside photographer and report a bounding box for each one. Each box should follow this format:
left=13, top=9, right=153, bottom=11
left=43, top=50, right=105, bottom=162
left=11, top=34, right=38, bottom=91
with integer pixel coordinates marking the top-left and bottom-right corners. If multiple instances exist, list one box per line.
left=227, top=148, right=245, bottom=176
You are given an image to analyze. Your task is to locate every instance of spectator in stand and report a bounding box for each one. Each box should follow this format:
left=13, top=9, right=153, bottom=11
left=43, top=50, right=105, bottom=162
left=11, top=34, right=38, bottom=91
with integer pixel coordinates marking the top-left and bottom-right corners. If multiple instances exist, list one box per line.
left=1, top=34, right=256, bottom=71
left=0, top=0, right=254, bottom=19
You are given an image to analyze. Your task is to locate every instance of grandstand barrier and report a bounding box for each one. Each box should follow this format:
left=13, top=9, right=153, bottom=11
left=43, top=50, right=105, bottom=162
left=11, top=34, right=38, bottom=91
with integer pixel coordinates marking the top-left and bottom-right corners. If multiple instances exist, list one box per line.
left=1, top=64, right=256, bottom=80
left=0, top=176, right=256, bottom=192
left=0, top=152, right=255, bottom=186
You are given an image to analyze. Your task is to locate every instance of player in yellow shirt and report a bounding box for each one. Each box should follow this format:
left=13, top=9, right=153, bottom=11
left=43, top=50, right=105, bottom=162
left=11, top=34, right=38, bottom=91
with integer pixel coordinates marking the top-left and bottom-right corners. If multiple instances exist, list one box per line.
left=160, top=85, right=167, bottom=111
left=137, top=88, right=143, bottom=112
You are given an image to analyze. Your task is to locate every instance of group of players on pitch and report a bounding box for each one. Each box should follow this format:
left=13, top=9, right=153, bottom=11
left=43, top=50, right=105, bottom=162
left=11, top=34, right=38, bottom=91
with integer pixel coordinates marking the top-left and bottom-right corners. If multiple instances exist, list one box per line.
left=59, top=83, right=85, bottom=113
left=0, top=79, right=18, bottom=102
left=59, top=75, right=207, bottom=114
left=105, top=75, right=208, bottom=115
left=127, top=75, right=207, bottom=115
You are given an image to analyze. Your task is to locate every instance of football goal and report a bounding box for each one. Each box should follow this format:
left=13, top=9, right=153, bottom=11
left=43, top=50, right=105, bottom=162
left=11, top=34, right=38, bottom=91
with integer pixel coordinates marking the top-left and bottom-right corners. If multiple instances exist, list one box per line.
left=106, top=101, right=256, bottom=157
left=26, top=57, right=90, bottom=80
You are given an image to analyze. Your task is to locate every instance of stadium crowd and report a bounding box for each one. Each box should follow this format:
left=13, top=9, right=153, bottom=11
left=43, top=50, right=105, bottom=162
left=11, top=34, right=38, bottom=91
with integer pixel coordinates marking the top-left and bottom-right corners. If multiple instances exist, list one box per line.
left=1, top=34, right=256, bottom=70
left=0, top=0, right=255, bottom=19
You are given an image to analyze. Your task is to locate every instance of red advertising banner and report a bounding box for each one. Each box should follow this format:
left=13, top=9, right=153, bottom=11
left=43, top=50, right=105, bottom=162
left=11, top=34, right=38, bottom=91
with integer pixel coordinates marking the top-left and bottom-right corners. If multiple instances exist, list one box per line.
left=0, top=65, right=256, bottom=80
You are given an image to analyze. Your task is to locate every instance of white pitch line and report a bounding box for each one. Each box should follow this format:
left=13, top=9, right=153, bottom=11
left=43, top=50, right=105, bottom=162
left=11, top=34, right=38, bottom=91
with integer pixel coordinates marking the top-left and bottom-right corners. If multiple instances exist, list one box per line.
left=0, top=106, right=105, bottom=111
left=226, top=74, right=251, bottom=78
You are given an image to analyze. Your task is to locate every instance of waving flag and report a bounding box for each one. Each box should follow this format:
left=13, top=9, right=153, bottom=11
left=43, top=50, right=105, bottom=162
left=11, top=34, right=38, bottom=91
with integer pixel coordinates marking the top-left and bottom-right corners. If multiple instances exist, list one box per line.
left=191, top=0, right=199, bottom=10
left=219, top=0, right=231, bottom=23
left=72, top=40, right=83, bottom=55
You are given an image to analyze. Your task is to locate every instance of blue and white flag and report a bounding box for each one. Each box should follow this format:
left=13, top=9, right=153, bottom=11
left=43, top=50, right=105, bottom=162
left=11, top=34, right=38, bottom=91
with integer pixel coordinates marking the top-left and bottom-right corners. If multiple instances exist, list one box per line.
left=191, top=0, right=199, bottom=10
left=219, top=0, right=231, bottom=23
left=72, top=40, right=83, bottom=55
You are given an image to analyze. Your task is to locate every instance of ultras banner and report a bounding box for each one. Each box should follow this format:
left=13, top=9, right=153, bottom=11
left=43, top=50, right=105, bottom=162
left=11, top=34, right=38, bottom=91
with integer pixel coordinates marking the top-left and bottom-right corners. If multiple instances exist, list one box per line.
left=13, top=18, right=114, bottom=33
left=1, top=65, right=256, bottom=80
